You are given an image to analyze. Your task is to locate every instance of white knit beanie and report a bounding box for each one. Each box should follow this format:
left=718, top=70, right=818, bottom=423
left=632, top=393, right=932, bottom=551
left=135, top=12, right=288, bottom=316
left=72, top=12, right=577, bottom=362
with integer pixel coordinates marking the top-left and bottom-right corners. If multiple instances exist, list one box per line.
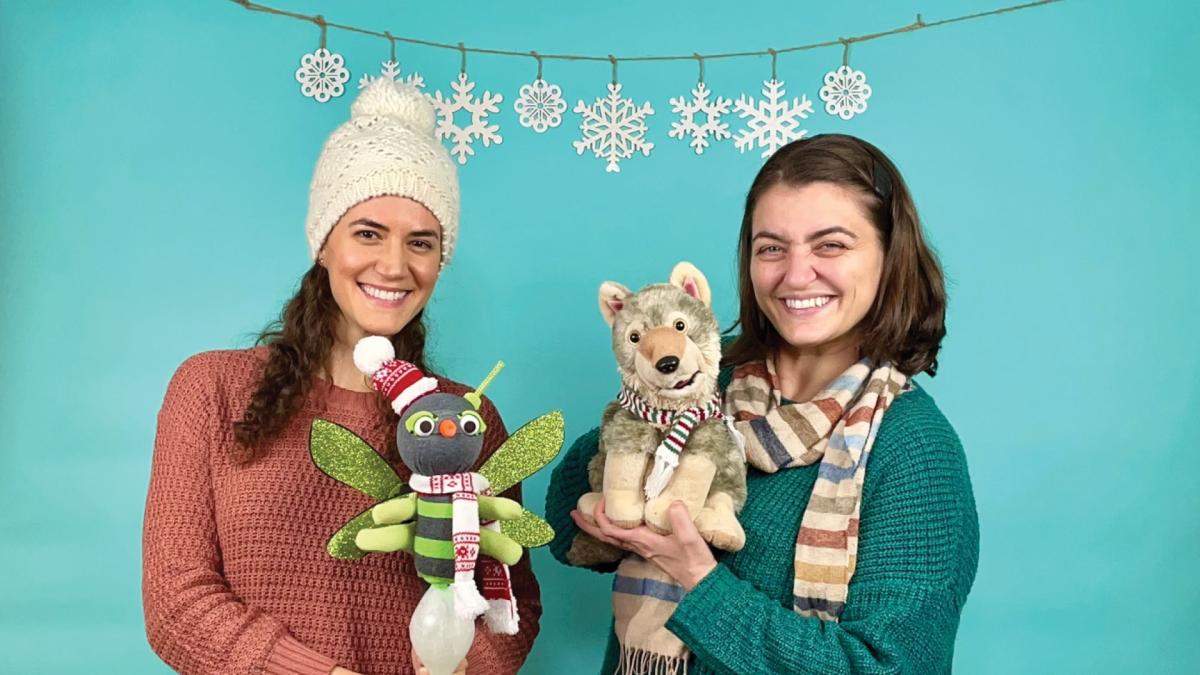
left=305, top=77, right=460, bottom=267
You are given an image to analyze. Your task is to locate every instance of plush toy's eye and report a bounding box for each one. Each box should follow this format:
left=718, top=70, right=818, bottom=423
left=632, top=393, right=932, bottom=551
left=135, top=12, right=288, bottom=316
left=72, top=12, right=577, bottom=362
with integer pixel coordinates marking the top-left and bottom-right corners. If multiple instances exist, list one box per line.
left=405, top=411, right=436, bottom=436
left=674, top=319, right=687, bottom=332
left=459, top=410, right=486, bottom=436
left=629, top=331, right=640, bottom=344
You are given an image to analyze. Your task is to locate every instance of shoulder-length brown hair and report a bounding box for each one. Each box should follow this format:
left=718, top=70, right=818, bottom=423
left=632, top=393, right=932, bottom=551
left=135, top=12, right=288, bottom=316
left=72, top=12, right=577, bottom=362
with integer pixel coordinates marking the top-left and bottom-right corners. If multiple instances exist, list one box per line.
left=722, top=134, right=946, bottom=377
left=231, top=263, right=432, bottom=463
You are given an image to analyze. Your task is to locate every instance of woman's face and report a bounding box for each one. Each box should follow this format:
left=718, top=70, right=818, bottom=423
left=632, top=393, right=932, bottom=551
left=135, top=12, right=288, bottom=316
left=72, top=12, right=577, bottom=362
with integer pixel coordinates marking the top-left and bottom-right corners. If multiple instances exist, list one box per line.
left=750, top=181, right=884, bottom=354
left=320, top=195, right=442, bottom=344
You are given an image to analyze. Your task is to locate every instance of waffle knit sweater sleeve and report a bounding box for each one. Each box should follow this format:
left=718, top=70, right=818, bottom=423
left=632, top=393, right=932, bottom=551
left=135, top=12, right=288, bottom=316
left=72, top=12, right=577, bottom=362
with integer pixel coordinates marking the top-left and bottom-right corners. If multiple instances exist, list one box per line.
left=666, top=388, right=979, bottom=674
left=143, top=351, right=541, bottom=675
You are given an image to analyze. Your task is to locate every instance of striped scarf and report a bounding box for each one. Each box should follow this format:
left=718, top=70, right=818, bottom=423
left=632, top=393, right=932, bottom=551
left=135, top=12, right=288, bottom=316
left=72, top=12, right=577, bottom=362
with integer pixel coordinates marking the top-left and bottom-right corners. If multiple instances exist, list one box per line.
left=724, top=357, right=908, bottom=621
left=409, top=472, right=492, bottom=620
left=616, top=387, right=724, bottom=499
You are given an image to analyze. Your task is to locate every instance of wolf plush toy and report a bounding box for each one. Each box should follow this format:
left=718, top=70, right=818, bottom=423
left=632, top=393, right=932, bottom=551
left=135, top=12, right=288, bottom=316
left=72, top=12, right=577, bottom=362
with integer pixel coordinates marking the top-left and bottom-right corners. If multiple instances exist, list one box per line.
left=572, top=262, right=746, bottom=566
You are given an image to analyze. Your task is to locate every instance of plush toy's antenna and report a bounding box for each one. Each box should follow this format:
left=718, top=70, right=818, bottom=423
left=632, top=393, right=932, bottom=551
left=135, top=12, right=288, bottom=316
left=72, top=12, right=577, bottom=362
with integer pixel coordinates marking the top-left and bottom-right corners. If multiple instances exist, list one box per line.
left=464, top=361, right=504, bottom=410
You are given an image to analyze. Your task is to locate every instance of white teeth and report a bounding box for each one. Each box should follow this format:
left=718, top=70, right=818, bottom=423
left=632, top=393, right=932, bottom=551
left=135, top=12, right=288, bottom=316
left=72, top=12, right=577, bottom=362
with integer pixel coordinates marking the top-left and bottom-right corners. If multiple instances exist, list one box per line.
left=785, top=296, right=833, bottom=310
left=362, top=285, right=408, bottom=302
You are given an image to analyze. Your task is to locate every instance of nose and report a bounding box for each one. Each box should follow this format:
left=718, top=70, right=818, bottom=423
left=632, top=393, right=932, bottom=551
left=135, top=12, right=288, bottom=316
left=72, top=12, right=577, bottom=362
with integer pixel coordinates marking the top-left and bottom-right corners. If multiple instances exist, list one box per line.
left=374, top=238, right=408, bottom=278
left=438, top=419, right=457, bottom=438
left=783, top=252, right=818, bottom=287
left=656, top=356, right=679, bottom=374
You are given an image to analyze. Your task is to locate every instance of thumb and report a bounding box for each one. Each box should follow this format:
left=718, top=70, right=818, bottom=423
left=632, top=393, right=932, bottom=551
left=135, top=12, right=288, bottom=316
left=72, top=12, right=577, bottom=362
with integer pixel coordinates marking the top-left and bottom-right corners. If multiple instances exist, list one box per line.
left=667, top=501, right=694, bottom=533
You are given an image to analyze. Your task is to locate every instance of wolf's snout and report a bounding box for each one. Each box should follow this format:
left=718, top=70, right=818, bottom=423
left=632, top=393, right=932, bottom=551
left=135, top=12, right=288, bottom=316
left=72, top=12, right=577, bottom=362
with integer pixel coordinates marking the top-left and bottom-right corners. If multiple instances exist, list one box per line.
left=656, top=356, right=680, bottom=374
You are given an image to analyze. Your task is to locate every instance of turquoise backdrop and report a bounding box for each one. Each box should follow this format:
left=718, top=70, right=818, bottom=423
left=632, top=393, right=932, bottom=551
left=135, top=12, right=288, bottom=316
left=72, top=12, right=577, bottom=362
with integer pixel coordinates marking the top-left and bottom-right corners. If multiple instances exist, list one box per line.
left=2, top=0, right=1197, bottom=672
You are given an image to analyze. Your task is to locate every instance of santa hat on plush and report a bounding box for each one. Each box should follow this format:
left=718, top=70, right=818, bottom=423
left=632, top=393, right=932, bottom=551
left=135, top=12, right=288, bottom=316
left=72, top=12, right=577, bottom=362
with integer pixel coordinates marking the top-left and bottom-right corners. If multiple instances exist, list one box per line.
left=353, top=336, right=438, bottom=415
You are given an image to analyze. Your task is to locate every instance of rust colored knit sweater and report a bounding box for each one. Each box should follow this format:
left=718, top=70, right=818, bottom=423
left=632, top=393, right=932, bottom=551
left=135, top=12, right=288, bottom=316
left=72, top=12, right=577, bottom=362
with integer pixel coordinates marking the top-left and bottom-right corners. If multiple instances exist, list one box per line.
left=143, top=348, right=541, bottom=675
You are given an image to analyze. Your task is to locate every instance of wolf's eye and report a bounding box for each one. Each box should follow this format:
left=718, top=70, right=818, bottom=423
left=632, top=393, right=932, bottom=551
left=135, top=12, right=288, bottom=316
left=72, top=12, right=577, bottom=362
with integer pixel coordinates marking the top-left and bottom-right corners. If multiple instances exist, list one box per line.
left=629, top=331, right=640, bottom=344
left=674, top=320, right=687, bottom=332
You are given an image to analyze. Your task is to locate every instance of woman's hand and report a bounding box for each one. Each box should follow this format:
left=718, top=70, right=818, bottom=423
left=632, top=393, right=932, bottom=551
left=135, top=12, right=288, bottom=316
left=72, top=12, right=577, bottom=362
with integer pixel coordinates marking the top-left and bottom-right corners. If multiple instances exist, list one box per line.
left=570, top=497, right=718, bottom=590
left=410, top=650, right=467, bottom=675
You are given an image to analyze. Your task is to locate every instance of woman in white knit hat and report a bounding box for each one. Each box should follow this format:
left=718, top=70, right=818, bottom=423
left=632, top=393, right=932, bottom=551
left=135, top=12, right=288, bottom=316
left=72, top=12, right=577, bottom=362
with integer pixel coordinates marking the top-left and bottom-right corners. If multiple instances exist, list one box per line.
left=142, top=79, right=541, bottom=675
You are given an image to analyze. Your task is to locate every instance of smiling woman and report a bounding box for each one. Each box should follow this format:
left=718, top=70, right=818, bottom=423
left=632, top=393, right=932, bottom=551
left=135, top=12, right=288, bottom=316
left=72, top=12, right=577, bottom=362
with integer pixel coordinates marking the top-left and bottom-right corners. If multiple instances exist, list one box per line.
left=547, top=134, right=977, bottom=675
left=141, top=78, right=541, bottom=675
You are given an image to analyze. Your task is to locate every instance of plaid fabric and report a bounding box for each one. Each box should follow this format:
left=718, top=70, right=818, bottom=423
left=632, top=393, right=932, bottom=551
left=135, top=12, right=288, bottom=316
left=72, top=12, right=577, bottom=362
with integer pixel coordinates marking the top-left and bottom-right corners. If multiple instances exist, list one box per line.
left=724, top=357, right=908, bottom=621
left=612, top=555, right=689, bottom=675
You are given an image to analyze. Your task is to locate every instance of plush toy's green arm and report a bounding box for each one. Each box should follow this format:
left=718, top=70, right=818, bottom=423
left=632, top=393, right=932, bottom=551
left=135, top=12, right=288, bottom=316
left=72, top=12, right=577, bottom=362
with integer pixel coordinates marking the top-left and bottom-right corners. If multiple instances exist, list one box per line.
left=479, top=495, right=522, bottom=521
left=356, top=523, right=415, bottom=553
left=372, top=493, right=417, bottom=525
left=480, top=528, right=523, bottom=566
left=327, top=508, right=377, bottom=560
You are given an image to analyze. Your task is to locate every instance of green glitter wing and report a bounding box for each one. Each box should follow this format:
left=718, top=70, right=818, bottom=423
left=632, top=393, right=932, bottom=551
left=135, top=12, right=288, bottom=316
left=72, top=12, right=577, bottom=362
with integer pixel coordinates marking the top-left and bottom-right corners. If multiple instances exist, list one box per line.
left=480, top=411, right=565, bottom=494
left=501, top=509, right=555, bottom=548
left=326, top=507, right=376, bottom=560
left=309, top=419, right=410, bottom=559
left=310, top=419, right=405, bottom=500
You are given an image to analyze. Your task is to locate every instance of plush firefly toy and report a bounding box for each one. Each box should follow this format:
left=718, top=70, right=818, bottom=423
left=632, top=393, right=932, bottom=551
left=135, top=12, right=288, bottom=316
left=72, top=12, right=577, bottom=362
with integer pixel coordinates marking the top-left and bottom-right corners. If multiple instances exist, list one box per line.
left=310, top=335, right=563, bottom=675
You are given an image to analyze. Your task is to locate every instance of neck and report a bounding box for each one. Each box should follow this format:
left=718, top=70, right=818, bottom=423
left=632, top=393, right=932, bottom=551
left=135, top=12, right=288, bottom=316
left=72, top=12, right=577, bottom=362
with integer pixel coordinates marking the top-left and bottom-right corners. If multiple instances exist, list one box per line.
left=773, top=334, right=862, bottom=403
left=327, top=320, right=375, bottom=392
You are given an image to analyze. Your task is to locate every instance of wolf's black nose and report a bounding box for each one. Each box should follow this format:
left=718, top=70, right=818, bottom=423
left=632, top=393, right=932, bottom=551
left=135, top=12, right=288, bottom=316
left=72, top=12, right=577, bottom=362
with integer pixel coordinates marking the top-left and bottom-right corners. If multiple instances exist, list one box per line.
left=656, top=356, right=679, bottom=374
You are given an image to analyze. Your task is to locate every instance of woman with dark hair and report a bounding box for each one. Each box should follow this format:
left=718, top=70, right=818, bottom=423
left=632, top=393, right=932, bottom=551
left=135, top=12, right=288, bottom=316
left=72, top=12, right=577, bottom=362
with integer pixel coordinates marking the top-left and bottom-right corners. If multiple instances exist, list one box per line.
left=547, top=134, right=978, bottom=673
left=142, top=79, right=540, bottom=675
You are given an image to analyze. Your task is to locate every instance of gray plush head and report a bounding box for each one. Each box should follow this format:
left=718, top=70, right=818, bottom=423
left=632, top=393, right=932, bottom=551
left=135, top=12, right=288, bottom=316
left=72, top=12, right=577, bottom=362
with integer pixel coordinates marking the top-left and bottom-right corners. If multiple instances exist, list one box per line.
left=395, top=392, right=488, bottom=476
left=598, top=261, right=722, bottom=411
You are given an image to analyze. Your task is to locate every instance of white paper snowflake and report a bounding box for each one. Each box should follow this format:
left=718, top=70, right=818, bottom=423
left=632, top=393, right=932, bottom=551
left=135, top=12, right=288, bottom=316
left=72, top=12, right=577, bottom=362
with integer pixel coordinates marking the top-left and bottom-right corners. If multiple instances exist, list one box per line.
left=358, top=60, right=425, bottom=90
left=819, top=65, right=872, bottom=120
left=733, top=79, right=813, bottom=158
left=668, top=83, right=732, bottom=155
left=573, top=83, right=655, bottom=173
left=514, top=79, right=567, bottom=133
left=430, top=72, right=504, bottom=165
left=295, top=48, right=350, bottom=103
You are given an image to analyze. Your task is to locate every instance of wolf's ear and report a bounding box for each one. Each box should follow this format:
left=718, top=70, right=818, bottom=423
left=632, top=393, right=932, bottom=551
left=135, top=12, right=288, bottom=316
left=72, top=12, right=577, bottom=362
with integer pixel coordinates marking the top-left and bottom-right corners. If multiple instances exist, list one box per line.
left=599, top=281, right=632, bottom=326
left=669, top=261, right=711, bottom=307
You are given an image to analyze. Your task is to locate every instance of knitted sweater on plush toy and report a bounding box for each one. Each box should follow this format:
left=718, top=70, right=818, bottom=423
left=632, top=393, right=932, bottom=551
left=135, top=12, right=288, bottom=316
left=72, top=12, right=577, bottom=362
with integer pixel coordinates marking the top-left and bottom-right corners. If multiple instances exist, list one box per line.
left=143, top=348, right=540, bottom=675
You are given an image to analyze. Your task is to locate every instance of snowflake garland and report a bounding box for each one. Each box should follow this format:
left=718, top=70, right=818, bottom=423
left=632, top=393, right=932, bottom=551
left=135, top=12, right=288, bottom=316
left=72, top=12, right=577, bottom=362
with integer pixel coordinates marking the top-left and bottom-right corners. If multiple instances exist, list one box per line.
left=668, top=82, right=732, bottom=155
left=733, top=79, right=813, bottom=158
left=430, top=72, right=504, bottom=165
left=514, top=79, right=567, bottom=133
left=358, top=60, right=425, bottom=90
left=295, top=48, right=350, bottom=103
left=819, top=65, right=872, bottom=120
left=573, top=83, right=655, bottom=173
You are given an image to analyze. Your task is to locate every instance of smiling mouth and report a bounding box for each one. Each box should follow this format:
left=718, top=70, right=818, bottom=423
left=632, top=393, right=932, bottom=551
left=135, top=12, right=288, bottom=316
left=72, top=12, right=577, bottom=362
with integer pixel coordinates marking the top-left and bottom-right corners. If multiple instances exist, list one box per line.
left=671, top=371, right=699, bottom=390
left=359, top=283, right=410, bottom=305
left=782, top=296, right=835, bottom=312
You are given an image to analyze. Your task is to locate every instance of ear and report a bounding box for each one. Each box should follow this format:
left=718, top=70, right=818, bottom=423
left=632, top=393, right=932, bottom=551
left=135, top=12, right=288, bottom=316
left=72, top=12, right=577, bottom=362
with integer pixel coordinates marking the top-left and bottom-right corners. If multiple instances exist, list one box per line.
left=598, top=281, right=631, bottom=327
left=669, top=261, right=711, bottom=307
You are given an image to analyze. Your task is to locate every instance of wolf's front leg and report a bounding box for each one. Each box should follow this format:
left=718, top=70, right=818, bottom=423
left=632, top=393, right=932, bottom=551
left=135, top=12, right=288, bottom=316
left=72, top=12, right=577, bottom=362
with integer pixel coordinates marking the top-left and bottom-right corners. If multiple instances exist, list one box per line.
left=643, top=453, right=716, bottom=535
left=694, top=491, right=746, bottom=552
left=599, top=408, right=656, bottom=528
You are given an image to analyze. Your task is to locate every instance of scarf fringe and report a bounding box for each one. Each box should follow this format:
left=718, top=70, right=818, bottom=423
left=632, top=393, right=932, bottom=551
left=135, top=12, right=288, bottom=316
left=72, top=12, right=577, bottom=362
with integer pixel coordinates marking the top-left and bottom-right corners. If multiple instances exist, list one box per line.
left=615, top=646, right=687, bottom=675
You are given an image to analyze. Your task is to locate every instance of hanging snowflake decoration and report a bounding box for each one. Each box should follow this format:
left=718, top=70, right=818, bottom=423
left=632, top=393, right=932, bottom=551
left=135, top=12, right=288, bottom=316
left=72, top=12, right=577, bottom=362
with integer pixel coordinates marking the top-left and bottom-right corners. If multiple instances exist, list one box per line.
left=358, top=60, right=425, bottom=90
left=295, top=48, right=350, bottom=103
left=515, top=79, right=567, bottom=133
left=733, top=79, right=813, bottom=158
left=430, top=73, right=503, bottom=165
left=573, top=83, right=655, bottom=173
left=819, top=65, right=872, bottom=120
left=668, top=82, right=732, bottom=155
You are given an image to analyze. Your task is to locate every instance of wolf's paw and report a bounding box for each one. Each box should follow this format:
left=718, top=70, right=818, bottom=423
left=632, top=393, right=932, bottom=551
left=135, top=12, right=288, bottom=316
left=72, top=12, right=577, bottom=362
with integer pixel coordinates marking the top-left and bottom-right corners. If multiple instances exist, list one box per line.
left=696, top=506, right=746, bottom=552
left=576, top=492, right=604, bottom=526
left=604, top=489, right=645, bottom=529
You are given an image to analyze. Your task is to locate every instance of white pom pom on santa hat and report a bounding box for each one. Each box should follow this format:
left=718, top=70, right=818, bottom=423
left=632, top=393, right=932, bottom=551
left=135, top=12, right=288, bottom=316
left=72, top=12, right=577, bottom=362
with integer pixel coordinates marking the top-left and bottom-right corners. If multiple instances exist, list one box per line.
left=353, top=335, right=396, bottom=376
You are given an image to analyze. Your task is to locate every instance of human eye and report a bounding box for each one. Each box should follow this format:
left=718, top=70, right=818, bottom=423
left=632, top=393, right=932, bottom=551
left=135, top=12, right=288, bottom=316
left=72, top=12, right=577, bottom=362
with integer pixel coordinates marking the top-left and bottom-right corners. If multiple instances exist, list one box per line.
left=814, top=241, right=848, bottom=256
left=755, top=243, right=785, bottom=258
left=354, top=229, right=381, bottom=241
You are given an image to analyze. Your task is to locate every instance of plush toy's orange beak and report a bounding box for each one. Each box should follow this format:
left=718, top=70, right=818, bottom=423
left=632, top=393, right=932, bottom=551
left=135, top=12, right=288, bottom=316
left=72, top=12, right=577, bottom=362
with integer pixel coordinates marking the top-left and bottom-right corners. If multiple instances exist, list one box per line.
left=438, top=418, right=458, bottom=438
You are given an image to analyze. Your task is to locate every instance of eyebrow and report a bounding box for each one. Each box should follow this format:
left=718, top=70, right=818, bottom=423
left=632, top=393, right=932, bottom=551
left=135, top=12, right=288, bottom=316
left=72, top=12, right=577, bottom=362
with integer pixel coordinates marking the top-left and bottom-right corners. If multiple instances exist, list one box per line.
left=349, top=219, right=441, bottom=240
left=409, top=228, right=441, bottom=240
left=807, top=226, right=858, bottom=241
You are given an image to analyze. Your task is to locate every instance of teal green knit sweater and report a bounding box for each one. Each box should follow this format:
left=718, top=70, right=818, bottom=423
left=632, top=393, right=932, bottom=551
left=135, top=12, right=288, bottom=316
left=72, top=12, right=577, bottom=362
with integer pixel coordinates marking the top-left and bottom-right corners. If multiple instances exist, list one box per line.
left=545, top=374, right=979, bottom=674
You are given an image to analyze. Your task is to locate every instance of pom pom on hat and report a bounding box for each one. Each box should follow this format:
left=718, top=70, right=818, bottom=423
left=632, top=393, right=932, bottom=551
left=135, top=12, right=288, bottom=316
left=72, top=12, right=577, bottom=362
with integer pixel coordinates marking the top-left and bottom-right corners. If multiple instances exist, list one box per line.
left=351, top=78, right=436, bottom=136
left=353, top=335, right=397, bottom=376
left=353, top=336, right=439, bottom=416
